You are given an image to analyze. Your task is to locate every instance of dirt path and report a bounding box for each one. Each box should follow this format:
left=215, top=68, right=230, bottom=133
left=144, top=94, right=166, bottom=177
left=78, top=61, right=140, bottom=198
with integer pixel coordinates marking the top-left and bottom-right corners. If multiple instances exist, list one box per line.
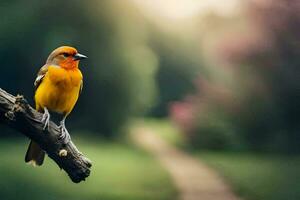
left=132, top=127, right=241, bottom=200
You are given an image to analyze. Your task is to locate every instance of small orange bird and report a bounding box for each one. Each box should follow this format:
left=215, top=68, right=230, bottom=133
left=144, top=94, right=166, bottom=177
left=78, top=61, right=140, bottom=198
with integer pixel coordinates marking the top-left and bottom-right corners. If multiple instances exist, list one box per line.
left=25, top=46, right=87, bottom=166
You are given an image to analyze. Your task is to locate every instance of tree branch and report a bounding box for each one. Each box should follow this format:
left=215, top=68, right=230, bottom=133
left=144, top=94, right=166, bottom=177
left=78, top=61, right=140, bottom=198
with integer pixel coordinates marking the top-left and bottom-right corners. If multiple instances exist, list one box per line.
left=0, top=88, right=92, bottom=183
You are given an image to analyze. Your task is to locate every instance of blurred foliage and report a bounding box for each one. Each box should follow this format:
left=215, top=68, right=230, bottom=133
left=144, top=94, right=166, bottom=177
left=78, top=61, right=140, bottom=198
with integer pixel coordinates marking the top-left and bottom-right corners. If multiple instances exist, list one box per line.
left=0, top=0, right=159, bottom=136
left=148, top=30, right=201, bottom=117
left=0, top=0, right=201, bottom=137
left=170, top=0, right=300, bottom=153
left=1, top=0, right=298, bottom=153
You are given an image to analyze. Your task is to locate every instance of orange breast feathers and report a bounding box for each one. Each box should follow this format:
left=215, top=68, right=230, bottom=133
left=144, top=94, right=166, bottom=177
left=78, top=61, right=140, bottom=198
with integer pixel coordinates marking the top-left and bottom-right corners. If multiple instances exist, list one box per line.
left=34, top=65, right=83, bottom=115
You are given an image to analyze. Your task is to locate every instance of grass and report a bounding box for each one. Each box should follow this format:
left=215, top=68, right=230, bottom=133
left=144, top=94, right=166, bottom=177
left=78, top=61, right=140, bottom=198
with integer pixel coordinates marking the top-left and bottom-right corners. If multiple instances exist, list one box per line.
left=142, top=119, right=300, bottom=200
left=0, top=135, right=177, bottom=200
left=196, top=152, right=300, bottom=200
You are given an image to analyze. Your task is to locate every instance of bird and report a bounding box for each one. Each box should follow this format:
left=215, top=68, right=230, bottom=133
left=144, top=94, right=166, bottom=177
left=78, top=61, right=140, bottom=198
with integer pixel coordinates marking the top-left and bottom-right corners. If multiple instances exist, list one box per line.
left=25, top=46, right=87, bottom=166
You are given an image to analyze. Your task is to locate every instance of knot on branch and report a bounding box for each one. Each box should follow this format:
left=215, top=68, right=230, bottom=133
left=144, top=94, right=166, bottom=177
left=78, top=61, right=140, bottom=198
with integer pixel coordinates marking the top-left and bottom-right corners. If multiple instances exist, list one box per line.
left=59, top=149, right=68, bottom=157
left=5, top=95, right=29, bottom=120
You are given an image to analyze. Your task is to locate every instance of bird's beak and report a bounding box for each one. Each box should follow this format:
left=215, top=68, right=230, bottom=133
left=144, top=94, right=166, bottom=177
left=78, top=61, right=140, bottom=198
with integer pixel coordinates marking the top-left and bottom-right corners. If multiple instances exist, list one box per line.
left=73, top=53, right=88, bottom=61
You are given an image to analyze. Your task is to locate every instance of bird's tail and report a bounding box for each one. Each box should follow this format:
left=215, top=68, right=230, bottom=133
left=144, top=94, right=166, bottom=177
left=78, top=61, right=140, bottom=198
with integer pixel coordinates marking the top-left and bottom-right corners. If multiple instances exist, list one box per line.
left=25, top=140, right=45, bottom=166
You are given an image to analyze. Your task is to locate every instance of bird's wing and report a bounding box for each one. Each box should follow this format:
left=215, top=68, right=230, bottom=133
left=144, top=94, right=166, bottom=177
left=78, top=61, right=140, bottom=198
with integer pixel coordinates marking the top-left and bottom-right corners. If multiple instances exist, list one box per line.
left=34, top=64, right=49, bottom=90
left=80, top=79, right=83, bottom=95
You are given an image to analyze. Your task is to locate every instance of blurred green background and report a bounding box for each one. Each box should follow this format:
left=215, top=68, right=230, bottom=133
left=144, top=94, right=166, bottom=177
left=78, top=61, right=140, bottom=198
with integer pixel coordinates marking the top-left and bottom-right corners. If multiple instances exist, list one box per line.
left=0, top=0, right=299, bottom=200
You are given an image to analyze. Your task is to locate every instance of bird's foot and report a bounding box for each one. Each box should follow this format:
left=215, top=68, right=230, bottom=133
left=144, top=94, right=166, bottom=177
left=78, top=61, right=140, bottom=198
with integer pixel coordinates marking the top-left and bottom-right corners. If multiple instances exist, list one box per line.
left=58, top=123, right=71, bottom=144
left=41, top=107, right=50, bottom=131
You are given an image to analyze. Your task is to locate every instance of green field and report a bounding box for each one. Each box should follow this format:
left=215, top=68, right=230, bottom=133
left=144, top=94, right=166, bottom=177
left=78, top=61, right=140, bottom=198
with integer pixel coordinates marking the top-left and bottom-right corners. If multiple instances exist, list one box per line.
left=0, top=135, right=177, bottom=200
left=197, top=152, right=300, bottom=200
left=143, top=119, right=300, bottom=200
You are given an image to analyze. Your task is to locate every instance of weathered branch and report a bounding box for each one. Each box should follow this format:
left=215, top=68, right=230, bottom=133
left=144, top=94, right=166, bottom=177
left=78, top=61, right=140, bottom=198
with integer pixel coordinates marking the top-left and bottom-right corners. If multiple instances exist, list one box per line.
left=0, top=88, right=92, bottom=183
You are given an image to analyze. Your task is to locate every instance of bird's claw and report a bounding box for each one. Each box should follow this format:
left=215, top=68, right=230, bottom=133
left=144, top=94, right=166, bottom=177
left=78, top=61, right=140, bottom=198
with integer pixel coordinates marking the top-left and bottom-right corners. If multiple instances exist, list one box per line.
left=41, top=107, right=50, bottom=131
left=59, top=124, right=71, bottom=144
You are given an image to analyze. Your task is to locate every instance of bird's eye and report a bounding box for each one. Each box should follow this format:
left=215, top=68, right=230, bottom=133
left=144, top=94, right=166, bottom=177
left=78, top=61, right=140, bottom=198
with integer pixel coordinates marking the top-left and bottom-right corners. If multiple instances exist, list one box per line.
left=62, top=53, right=70, bottom=57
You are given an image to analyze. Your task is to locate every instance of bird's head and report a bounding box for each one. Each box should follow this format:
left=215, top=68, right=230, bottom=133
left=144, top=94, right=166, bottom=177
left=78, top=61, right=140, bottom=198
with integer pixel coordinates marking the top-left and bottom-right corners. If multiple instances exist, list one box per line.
left=46, top=46, right=87, bottom=69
